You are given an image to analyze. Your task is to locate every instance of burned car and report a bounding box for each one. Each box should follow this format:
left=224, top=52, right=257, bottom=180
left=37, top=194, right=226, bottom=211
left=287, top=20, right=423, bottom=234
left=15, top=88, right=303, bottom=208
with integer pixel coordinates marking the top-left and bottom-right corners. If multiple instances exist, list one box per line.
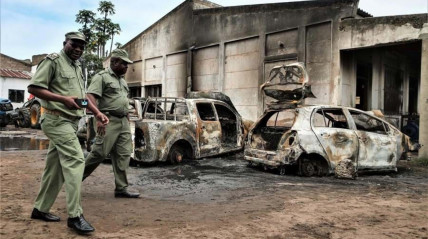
left=244, top=63, right=419, bottom=178
left=133, top=94, right=245, bottom=163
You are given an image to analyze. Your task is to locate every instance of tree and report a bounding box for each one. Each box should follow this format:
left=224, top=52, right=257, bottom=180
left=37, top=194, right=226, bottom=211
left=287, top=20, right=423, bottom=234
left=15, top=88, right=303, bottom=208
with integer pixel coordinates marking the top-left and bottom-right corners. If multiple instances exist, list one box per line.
left=114, top=42, right=122, bottom=49
left=97, top=1, right=115, bottom=57
left=107, top=23, right=121, bottom=54
left=75, top=0, right=121, bottom=78
left=75, top=10, right=95, bottom=42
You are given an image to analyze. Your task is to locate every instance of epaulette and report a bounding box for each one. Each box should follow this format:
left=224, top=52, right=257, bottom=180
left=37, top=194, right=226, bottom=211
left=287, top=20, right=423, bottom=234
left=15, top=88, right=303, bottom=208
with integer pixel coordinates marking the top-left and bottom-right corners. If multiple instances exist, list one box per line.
left=46, top=53, right=59, bottom=60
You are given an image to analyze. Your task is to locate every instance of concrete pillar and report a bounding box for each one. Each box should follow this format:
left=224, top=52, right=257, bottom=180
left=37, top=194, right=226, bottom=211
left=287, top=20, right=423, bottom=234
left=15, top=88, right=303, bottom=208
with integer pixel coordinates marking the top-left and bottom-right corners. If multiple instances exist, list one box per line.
left=418, top=35, right=428, bottom=157
left=218, top=42, right=225, bottom=92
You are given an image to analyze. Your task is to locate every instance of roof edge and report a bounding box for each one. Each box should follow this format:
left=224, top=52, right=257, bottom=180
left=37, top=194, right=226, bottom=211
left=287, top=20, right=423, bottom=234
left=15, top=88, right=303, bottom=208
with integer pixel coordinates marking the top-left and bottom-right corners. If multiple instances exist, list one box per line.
left=0, top=53, right=32, bottom=67
left=193, top=0, right=358, bottom=15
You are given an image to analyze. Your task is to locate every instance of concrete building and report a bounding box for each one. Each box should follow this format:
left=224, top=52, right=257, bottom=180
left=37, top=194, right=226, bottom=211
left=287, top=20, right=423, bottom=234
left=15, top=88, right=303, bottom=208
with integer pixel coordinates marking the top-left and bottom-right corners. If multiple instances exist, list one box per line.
left=0, top=54, right=33, bottom=108
left=112, top=0, right=428, bottom=156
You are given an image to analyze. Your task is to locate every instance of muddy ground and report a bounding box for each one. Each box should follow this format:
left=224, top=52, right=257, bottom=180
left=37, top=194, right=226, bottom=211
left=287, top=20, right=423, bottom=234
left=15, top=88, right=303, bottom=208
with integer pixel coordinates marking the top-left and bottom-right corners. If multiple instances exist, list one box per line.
left=1, top=127, right=428, bottom=238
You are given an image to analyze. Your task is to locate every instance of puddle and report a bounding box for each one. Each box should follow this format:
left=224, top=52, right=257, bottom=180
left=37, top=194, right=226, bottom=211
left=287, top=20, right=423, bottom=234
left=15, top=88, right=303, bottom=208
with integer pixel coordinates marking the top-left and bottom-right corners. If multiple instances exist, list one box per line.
left=0, top=137, right=49, bottom=151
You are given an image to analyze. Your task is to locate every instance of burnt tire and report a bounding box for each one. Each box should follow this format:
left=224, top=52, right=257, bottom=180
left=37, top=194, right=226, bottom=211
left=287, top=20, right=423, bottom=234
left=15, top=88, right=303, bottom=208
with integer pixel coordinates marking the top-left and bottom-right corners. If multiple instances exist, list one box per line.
left=30, top=104, right=41, bottom=129
left=300, top=158, right=327, bottom=177
left=168, top=145, right=185, bottom=164
left=17, top=108, right=31, bottom=128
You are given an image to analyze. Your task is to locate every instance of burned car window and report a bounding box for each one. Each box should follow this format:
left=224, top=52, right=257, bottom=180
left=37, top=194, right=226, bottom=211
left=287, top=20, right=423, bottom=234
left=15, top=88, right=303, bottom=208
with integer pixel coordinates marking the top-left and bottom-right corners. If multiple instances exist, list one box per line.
left=145, top=100, right=165, bottom=120
left=313, top=109, right=349, bottom=129
left=145, top=99, right=188, bottom=121
left=196, top=103, right=216, bottom=121
left=349, top=110, right=389, bottom=135
left=267, top=110, right=296, bottom=127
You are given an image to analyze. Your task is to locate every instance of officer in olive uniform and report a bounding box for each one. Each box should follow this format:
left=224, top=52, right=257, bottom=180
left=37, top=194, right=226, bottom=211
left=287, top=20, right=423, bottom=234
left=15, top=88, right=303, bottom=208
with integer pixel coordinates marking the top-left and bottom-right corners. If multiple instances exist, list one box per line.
left=28, top=32, right=109, bottom=235
left=83, top=49, right=140, bottom=198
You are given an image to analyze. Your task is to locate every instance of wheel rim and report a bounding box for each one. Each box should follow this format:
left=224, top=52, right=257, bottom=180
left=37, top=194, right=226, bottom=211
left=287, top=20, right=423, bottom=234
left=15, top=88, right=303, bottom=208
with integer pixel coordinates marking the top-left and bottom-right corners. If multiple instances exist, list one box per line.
left=31, top=111, right=37, bottom=125
left=174, top=151, right=183, bottom=163
left=302, top=160, right=315, bottom=176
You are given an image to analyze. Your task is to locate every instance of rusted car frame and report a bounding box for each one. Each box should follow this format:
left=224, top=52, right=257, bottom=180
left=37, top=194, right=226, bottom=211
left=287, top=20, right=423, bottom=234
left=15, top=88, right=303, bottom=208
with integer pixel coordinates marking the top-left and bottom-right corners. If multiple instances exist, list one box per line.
left=134, top=96, right=245, bottom=163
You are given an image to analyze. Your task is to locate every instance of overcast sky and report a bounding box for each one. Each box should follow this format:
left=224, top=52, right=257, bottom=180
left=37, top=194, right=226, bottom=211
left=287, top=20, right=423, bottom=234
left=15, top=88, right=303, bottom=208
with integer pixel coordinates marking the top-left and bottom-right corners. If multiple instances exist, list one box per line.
left=1, top=0, right=427, bottom=60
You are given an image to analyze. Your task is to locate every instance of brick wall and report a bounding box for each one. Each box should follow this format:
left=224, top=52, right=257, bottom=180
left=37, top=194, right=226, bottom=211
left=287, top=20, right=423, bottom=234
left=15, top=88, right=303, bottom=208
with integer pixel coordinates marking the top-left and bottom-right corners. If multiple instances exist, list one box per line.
left=0, top=54, right=31, bottom=71
left=32, top=54, right=48, bottom=66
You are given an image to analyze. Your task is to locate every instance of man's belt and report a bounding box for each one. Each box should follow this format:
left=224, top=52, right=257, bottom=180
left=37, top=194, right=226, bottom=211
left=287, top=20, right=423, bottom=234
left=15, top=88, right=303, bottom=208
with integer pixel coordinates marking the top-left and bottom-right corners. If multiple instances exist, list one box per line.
left=102, top=111, right=127, bottom=118
left=42, top=108, right=80, bottom=121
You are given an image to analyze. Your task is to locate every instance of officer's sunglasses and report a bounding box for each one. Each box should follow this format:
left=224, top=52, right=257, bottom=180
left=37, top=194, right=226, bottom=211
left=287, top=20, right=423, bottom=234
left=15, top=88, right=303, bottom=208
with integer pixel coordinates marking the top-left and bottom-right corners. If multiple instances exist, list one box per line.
left=69, top=40, right=85, bottom=50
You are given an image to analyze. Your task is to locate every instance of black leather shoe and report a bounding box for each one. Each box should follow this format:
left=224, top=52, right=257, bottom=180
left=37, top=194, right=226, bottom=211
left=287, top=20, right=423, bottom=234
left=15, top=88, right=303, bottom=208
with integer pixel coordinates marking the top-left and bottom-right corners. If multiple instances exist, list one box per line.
left=115, top=190, right=140, bottom=198
left=67, top=215, right=95, bottom=234
left=31, top=208, right=60, bottom=222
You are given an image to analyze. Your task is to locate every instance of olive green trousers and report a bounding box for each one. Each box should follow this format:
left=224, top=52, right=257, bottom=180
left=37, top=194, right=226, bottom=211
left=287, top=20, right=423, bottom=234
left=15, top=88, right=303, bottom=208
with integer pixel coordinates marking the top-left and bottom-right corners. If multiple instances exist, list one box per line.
left=83, top=116, right=132, bottom=192
left=34, top=113, right=84, bottom=218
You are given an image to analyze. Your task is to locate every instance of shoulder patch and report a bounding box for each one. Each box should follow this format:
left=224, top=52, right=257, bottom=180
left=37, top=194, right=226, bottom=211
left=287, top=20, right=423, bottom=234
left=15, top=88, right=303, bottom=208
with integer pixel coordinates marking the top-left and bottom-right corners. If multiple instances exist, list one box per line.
left=46, top=53, right=59, bottom=60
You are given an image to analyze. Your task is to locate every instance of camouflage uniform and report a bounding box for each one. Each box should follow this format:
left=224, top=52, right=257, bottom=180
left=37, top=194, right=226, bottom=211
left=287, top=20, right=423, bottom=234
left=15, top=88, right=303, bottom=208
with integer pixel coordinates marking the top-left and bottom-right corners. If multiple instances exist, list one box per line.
left=30, top=50, right=86, bottom=218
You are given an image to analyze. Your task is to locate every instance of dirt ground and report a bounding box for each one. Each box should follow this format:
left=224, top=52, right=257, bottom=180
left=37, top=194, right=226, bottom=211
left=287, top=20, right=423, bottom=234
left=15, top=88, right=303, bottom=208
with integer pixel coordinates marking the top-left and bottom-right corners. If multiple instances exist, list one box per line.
left=1, top=128, right=428, bottom=238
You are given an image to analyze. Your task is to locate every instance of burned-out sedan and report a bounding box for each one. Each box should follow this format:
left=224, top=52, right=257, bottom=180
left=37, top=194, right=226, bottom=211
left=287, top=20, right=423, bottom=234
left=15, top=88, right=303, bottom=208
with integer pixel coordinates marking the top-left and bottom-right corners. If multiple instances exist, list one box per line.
left=244, top=62, right=419, bottom=178
left=245, top=105, right=419, bottom=177
left=133, top=95, right=245, bottom=163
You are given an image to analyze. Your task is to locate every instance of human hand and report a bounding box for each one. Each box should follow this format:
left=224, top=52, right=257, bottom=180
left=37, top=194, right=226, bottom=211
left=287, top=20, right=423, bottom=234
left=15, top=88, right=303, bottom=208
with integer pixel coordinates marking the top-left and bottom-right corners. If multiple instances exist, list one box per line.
left=62, top=96, right=80, bottom=110
left=95, top=112, right=109, bottom=125
left=96, top=120, right=106, bottom=136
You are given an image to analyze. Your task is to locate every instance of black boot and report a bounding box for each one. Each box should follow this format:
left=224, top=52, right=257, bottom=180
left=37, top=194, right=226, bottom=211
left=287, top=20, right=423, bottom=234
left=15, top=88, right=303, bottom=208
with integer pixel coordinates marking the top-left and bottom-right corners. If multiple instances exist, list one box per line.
left=67, top=215, right=95, bottom=234
left=115, top=190, right=140, bottom=198
left=31, top=208, right=60, bottom=222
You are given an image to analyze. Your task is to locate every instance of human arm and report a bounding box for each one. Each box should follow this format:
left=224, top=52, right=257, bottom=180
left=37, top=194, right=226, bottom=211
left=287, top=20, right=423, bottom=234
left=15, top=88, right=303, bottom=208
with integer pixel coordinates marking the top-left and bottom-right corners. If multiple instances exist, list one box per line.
left=87, top=93, right=109, bottom=136
left=28, top=86, right=81, bottom=110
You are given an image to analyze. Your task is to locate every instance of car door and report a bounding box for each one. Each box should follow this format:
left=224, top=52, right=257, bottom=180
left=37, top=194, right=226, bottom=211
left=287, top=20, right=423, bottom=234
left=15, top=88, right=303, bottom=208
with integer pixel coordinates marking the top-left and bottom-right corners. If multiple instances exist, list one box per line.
left=214, top=103, right=244, bottom=152
left=311, top=108, right=359, bottom=168
left=195, top=102, right=221, bottom=156
left=348, top=110, right=397, bottom=170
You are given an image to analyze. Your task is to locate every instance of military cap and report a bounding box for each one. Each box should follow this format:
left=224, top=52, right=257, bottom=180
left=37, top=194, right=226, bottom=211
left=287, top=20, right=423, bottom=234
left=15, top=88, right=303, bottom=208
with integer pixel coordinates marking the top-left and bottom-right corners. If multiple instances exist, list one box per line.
left=65, top=31, right=87, bottom=43
left=111, top=49, right=133, bottom=63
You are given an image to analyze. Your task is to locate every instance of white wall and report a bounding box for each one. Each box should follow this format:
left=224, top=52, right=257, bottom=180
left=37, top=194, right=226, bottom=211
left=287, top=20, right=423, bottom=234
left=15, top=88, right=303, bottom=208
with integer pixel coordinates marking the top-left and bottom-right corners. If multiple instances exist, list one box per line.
left=0, top=76, right=31, bottom=108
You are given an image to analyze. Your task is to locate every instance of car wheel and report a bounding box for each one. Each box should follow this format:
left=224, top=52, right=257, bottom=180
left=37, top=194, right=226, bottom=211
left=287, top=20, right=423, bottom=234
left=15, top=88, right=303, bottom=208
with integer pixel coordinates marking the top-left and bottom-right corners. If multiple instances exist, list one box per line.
left=168, top=145, right=185, bottom=164
left=17, top=108, right=31, bottom=128
left=300, top=158, right=316, bottom=177
left=30, top=104, right=41, bottom=129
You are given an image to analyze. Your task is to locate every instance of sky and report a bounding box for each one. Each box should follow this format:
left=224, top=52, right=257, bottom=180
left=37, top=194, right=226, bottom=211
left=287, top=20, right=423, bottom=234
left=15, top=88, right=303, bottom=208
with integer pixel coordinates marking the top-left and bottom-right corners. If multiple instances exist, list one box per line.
left=1, top=0, right=427, bottom=61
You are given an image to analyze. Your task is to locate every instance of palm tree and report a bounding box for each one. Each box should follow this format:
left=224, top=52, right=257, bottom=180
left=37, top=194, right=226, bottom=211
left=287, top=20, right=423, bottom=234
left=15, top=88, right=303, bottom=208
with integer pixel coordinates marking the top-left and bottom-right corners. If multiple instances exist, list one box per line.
left=107, top=23, right=121, bottom=55
left=75, top=10, right=96, bottom=42
left=114, top=42, right=122, bottom=49
left=97, top=1, right=115, bottom=57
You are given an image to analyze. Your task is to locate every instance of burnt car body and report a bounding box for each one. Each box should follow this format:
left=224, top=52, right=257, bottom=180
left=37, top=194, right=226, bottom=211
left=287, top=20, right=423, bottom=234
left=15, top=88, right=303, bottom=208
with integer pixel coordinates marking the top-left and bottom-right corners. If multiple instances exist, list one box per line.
left=244, top=63, right=419, bottom=177
left=133, top=95, right=245, bottom=163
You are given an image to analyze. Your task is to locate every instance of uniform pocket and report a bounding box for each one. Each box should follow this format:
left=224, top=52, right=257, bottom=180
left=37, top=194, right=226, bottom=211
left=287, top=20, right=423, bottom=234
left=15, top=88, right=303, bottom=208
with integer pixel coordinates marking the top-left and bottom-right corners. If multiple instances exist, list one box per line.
left=105, top=82, right=119, bottom=93
left=60, top=71, right=76, bottom=90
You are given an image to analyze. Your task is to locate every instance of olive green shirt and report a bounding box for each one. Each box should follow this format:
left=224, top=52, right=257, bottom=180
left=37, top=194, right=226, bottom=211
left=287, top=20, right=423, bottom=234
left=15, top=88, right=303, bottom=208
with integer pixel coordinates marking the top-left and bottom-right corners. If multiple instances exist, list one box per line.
left=29, top=50, right=85, bottom=117
left=87, top=67, right=129, bottom=115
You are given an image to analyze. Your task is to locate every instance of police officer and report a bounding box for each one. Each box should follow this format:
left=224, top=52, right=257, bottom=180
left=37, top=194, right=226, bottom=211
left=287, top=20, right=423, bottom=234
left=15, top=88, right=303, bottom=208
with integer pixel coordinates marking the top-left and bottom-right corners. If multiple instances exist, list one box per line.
left=83, top=49, right=140, bottom=198
left=28, top=31, right=109, bottom=234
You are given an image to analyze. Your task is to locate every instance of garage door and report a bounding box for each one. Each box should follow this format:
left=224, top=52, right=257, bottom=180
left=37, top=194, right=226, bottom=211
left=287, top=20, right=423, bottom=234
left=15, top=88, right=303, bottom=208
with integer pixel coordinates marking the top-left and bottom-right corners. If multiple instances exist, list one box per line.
left=224, top=37, right=259, bottom=121
left=192, top=45, right=219, bottom=91
left=166, top=53, right=187, bottom=97
left=144, top=57, right=163, bottom=85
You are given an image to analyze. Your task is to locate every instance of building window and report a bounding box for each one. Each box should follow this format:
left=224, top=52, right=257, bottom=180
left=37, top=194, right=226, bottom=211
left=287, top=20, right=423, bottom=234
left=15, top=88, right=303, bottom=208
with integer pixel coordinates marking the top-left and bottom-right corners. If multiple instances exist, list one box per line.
left=145, top=84, right=162, bottom=97
left=8, top=89, right=25, bottom=103
left=129, top=87, right=141, bottom=98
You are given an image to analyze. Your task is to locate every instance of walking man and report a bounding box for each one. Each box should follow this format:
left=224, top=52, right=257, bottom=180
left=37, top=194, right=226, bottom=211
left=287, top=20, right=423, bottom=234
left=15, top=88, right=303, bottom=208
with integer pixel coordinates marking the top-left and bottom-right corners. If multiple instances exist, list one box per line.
left=28, top=31, right=109, bottom=234
left=83, top=49, right=140, bottom=198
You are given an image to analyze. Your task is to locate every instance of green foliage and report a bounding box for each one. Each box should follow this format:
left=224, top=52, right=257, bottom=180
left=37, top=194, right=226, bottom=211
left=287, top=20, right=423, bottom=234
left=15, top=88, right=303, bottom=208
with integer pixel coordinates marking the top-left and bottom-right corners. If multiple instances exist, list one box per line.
left=75, top=1, right=123, bottom=78
left=81, top=53, right=104, bottom=79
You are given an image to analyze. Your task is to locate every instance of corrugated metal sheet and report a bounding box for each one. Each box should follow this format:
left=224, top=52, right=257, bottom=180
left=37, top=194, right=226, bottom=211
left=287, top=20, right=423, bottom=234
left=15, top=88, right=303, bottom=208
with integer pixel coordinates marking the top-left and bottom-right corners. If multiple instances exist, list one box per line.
left=0, top=69, right=32, bottom=79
